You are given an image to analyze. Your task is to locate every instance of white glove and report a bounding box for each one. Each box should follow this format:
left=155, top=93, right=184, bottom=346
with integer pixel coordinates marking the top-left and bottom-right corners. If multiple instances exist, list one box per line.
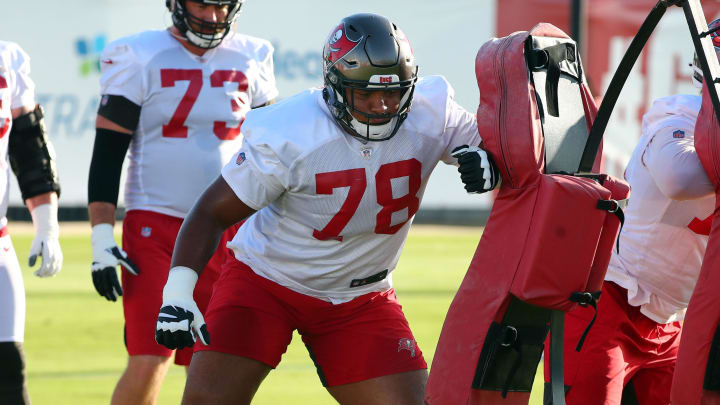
left=155, top=266, right=209, bottom=349
left=91, top=223, right=140, bottom=302
left=29, top=203, right=63, bottom=278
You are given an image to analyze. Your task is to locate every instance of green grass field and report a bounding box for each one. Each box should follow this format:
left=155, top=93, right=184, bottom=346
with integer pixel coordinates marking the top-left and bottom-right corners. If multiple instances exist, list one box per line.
left=10, top=223, right=544, bottom=404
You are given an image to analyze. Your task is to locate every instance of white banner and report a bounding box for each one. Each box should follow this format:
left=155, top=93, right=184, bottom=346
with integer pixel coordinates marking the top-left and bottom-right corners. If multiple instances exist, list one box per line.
left=2, top=0, right=495, bottom=209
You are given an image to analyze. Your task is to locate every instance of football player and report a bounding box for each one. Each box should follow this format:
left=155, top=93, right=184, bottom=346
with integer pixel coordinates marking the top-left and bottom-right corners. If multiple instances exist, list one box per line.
left=154, top=13, right=498, bottom=404
left=0, top=40, right=62, bottom=405
left=545, top=20, right=719, bottom=405
left=86, top=0, right=277, bottom=404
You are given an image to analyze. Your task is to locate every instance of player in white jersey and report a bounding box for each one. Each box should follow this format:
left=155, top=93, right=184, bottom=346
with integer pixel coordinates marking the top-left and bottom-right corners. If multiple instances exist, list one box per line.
left=554, top=40, right=716, bottom=404
left=0, top=41, right=62, bottom=405
left=86, top=1, right=277, bottom=404
left=153, top=13, right=499, bottom=404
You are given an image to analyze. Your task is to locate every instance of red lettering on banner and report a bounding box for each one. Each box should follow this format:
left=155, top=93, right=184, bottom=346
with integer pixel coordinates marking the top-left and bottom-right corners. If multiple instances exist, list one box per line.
left=379, top=77, right=392, bottom=83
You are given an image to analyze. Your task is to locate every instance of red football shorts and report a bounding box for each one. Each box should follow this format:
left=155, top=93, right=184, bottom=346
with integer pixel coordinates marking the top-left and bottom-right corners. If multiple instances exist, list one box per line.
left=544, top=281, right=682, bottom=404
left=121, top=210, right=241, bottom=366
left=197, top=260, right=428, bottom=386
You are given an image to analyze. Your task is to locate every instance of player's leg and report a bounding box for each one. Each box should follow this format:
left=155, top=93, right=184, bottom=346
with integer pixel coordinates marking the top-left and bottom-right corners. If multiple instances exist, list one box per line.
left=112, top=211, right=182, bottom=405
left=0, top=232, right=29, bottom=405
left=545, top=282, right=633, bottom=404
left=111, top=355, right=172, bottom=405
left=182, top=351, right=271, bottom=405
left=184, top=261, right=294, bottom=403
left=298, top=289, right=428, bottom=405
left=625, top=320, right=681, bottom=405
left=327, top=370, right=427, bottom=405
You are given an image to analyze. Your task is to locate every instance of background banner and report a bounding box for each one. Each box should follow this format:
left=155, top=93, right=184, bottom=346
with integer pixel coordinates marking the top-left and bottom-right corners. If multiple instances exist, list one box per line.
left=2, top=0, right=716, bottom=211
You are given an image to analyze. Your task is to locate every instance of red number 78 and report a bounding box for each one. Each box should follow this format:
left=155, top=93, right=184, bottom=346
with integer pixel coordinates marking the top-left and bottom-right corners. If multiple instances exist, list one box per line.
left=313, top=159, right=421, bottom=241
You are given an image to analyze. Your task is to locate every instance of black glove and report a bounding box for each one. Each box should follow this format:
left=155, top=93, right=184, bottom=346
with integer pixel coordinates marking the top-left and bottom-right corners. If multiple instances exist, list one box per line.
left=155, top=305, right=209, bottom=350
left=155, top=267, right=210, bottom=350
left=91, top=224, right=141, bottom=302
left=451, top=145, right=500, bottom=193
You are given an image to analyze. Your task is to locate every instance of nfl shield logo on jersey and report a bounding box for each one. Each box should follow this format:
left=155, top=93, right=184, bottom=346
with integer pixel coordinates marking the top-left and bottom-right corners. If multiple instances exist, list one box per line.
left=360, top=148, right=373, bottom=159
left=397, top=338, right=416, bottom=358
left=673, top=130, right=685, bottom=138
left=141, top=227, right=152, bottom=238
left=236, top=152, right=246, bottom=165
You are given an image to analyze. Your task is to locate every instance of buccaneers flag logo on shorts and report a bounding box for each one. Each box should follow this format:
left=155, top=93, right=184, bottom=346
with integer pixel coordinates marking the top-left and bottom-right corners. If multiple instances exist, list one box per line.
left=325, top=23, right=361, bottom=64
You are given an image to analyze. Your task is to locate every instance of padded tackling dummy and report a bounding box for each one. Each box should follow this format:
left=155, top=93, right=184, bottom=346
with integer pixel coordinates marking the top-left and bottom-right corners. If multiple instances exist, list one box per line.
left=671, top=84, right=720, bottom=405
left=425, top=23, right=630, bottom=405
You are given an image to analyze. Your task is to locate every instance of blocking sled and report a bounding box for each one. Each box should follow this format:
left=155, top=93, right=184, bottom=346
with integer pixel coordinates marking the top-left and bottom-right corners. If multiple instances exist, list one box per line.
left=425, top=23, right=629, bottom=405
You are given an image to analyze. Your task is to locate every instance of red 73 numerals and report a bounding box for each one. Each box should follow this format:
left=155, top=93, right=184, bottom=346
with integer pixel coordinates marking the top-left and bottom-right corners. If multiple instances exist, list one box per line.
left=160, top=68, right=248, bottom=140
left=313, top=159, right=421, bottom=241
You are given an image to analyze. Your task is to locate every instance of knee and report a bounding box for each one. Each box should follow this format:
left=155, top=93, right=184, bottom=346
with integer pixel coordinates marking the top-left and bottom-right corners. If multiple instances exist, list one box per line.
left=181, top=386, right=229, bottom=405
left=0, top=342, right=29, bottom=405
left=125, top=355, right=172, bottom=381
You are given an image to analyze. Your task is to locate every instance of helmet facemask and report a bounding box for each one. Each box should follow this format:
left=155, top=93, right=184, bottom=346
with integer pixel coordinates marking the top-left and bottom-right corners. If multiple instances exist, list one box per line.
left=167, top=0, right=243, bottom=49
left=322, top=14, right=418, bottom=142
left=325, top=69, right=417, bottom=142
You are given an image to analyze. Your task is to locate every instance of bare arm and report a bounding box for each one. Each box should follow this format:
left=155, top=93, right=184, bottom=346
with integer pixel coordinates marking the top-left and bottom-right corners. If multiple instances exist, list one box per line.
left=171, top=175, right=256, bottom=273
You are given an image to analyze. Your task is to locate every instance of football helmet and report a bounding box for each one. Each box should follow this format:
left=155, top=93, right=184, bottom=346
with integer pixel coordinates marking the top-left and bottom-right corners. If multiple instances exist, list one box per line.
left=166, top=0, right=243, bottom=49
left=691, top=18, right=720, bottom=88
left=322, top=13, right=418, bottom=142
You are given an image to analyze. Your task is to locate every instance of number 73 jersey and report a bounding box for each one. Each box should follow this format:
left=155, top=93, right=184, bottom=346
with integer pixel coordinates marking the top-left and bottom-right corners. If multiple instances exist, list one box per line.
left=99, top=30, right=278, bottom=218
left=222, top=76, right=480, bottom=303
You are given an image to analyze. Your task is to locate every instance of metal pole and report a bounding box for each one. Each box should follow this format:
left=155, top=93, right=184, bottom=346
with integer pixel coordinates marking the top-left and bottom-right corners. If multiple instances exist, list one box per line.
left=571, top=0, right=583, bottom=42
left=571, top=0, right=587, bottom=71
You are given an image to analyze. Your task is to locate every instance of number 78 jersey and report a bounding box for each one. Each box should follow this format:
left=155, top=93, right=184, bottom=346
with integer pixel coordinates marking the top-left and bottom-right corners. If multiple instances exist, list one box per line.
left=222, top=76, right=480, bottom=303
left=99, top=30, right=278, bottom=218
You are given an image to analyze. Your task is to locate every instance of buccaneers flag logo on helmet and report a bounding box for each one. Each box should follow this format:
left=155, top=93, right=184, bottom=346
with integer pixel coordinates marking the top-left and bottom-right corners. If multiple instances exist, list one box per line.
left=325, top=23, right=361, bottom=64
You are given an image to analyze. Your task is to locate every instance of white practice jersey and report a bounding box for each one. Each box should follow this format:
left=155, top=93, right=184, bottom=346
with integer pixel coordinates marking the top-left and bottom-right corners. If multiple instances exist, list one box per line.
left=222, top=76, right=480, bottom=303
left=0, top=41, right=36, bottom=230
left=99, top=30, right=278, bottom=218
left=605, top=94, right=714, bottom=324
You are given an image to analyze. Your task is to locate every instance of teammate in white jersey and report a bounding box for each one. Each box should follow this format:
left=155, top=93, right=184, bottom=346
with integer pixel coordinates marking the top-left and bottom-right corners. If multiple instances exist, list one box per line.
left=86, top=1, right=277, bottom=404
left=154, top=13, right=498, bottom=404
left=0, top=40, right=62, bottom=405
left=554, top=40, right=716, bottom=404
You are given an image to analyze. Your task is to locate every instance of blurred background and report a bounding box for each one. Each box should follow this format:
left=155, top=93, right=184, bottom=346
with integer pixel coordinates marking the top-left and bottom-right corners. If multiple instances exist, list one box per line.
left=3, top=1, right=720, bottom=404
left=2, top=0, right=716, bottom=225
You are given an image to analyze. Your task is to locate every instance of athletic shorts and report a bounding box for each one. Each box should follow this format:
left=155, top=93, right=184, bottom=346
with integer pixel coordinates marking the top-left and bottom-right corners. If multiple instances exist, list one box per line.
left=121, top=210, right=241, bottom=366
left=197, top=260, right=428, bottom=387
left=0, top=227, right=25, bottom=343
left=544, top=281, right=682, bottom=405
